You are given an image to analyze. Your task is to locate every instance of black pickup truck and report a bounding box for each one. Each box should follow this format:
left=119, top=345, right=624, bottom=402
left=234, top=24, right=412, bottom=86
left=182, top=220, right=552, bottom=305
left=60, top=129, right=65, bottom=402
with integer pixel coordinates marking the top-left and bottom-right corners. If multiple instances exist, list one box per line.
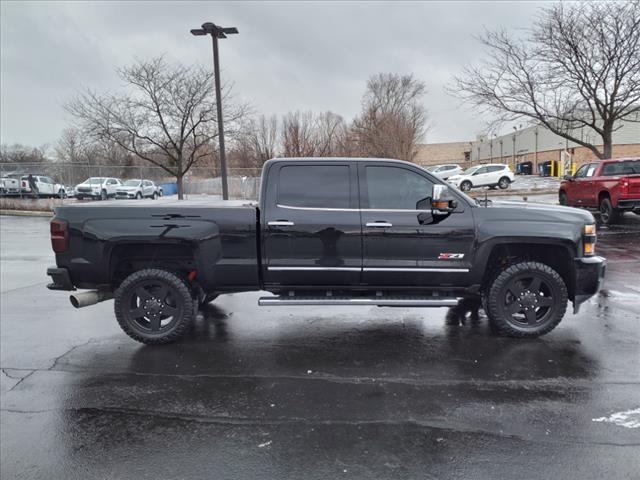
left=47, top=158, right=605, bottom=344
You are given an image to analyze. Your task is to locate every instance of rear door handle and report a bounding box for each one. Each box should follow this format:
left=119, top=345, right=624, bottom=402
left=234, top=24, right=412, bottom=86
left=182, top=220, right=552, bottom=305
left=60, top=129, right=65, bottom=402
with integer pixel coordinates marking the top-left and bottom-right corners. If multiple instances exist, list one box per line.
left=268, top=221, right=295, bottom=227
left=366, top=222, right=393, bottom=228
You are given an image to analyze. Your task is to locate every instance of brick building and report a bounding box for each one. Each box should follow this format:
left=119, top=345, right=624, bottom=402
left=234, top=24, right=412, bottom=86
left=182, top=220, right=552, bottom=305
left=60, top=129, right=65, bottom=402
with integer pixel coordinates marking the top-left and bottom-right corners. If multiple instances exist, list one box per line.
left=468, top=118, right=640, bottom=171
left=413, top=141, right=470, bottom=167
left=414, top=118, right=640, bottom=173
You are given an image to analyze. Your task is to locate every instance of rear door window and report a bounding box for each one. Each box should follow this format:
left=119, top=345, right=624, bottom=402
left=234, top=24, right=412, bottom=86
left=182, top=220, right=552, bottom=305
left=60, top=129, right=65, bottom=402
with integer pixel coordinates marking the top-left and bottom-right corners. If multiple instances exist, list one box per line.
left=278, top=165, right=350, bottom=209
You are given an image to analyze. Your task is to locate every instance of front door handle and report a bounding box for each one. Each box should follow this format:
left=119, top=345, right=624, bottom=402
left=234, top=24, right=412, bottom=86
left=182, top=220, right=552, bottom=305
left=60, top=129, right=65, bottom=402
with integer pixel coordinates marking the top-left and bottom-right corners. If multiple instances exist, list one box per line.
left=366, top=221, right=393, bottom=228
left=268, top=220, right=295, bottom=227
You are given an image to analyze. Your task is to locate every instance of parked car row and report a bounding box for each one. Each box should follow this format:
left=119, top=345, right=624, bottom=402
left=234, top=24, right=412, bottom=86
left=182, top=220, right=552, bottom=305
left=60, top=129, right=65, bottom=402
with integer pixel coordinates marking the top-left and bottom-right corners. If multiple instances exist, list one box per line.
left=425, top=163, right=515, bottom=192
left=75, top=177, right=163, bottom=200
left=0, top=173, right=163, bottom=200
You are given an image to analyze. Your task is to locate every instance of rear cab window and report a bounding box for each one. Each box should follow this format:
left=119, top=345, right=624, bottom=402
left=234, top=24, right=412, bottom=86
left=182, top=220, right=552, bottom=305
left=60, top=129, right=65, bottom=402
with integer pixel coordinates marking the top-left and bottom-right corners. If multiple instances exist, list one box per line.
left=277, top=164, right=351, bottom=209
left=602, top=160, right=640, bottom=176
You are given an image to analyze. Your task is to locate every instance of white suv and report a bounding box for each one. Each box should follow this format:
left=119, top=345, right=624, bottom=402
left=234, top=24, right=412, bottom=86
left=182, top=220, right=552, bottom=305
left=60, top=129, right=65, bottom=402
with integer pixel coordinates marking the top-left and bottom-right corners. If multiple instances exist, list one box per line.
left=447, top=164, right=515, bottom=192
left=75, top=177, right=122, bottom=200
left=116, top=179, right=161, bottom=199
left=426, top=164, right=463, bottom=180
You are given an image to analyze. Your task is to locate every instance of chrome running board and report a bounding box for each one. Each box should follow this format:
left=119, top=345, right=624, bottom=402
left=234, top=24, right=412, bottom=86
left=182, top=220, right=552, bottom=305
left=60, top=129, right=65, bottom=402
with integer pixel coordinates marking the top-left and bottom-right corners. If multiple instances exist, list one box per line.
left=258, top=295, right=460, bottom=307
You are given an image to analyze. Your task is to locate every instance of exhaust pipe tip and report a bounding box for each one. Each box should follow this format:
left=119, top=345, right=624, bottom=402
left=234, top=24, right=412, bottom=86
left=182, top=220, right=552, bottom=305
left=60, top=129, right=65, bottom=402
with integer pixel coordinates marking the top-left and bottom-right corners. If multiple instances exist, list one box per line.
left=69, top=291, right=114, bottom=309
left=70, top=295, right=80, bottom=308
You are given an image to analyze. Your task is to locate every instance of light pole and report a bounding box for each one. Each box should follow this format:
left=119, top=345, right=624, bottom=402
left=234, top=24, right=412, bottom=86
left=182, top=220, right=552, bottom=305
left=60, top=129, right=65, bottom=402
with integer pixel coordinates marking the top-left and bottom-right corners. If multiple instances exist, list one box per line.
left=512, top=126, right=517, bottom=170
left=191, top=22, right=238, bottom=200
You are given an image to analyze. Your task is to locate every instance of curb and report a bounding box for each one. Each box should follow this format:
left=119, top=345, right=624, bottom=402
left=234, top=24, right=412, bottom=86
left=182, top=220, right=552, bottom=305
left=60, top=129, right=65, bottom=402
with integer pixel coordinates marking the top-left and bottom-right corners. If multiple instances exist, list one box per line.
left=1, top=209, right=53, bottom=217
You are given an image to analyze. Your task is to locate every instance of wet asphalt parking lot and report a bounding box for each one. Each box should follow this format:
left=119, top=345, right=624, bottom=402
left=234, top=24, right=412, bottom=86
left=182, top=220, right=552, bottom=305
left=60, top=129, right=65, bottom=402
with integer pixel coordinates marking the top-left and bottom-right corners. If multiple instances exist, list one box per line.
left=1, top=211, right=639, bottom=479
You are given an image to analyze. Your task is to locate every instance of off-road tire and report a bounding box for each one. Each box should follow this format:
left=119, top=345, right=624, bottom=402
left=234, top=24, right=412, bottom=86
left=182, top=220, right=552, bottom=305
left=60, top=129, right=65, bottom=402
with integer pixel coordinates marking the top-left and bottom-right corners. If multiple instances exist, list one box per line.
left=484, top=261, right=567, bottom=338
left=460, top=180, right=472, bottom=192
left=498, top=177, right=510, bottom=189
left=114, top=268, right=194, bottom=344
left=599, top=197, right=619, bottom=225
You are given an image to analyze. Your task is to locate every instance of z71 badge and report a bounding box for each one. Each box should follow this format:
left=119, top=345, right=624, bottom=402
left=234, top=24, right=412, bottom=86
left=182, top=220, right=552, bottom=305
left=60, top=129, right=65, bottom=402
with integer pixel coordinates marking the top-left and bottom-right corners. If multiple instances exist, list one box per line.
left=438, top=253, right=465, bottom=259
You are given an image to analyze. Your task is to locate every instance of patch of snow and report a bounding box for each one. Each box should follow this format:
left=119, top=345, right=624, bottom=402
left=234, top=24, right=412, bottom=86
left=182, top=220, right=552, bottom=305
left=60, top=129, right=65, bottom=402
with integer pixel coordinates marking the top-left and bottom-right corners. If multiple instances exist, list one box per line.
left=592, top=408, right=640, bottom=429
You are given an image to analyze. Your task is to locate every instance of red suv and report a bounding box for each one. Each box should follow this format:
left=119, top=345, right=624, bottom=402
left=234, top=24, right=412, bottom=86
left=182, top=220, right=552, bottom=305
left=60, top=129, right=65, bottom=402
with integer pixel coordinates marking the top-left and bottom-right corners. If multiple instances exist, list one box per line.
left=559, top=158, right=640, bottom=224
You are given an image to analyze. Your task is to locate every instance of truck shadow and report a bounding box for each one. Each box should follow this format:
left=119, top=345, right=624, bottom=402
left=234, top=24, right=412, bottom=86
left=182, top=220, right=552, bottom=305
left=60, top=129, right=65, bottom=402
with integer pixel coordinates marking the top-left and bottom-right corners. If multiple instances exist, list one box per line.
left=119, top=301, right=598, bottom=383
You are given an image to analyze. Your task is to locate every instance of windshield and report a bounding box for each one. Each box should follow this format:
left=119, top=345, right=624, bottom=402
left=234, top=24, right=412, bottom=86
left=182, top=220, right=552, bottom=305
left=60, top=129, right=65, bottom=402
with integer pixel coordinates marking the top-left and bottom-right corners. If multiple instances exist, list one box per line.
left=463, top=166, right=479, bottom=175
left=83, top=177, right=105, bottom=184
left=123, top=180, right=141, bottom=186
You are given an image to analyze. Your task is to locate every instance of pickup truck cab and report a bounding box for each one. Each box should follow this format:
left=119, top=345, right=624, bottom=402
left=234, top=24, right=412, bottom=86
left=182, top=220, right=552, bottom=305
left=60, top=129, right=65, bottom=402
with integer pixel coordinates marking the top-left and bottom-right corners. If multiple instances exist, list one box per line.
left=47, top=158, right=605, bottom=344
left=20, top=175, right=67, bottom=198
left=559, top=158, right=640, bottom=224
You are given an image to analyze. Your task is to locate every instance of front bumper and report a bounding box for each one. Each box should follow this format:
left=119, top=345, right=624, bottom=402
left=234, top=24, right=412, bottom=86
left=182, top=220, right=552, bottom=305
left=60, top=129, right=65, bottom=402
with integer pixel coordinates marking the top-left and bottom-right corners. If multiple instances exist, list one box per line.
left=573, top=256, right=606, bottom=313
left=75, top=190, right=101, bottom=198
left=115, top=191, right=136, bottom=199
left=47, top=267, right=75, bottom=291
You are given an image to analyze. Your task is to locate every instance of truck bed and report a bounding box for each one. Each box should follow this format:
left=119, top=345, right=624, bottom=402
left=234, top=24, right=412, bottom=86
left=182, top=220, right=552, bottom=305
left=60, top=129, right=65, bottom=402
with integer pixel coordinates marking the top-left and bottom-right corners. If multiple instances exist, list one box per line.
left=53, top=198, right=261, bottom=292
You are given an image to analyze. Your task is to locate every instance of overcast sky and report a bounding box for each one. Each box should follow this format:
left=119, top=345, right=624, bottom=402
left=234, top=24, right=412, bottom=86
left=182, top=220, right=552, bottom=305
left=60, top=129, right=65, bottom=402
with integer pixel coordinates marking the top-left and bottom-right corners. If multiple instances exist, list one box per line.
left=1, top=0, right=544, bottom=148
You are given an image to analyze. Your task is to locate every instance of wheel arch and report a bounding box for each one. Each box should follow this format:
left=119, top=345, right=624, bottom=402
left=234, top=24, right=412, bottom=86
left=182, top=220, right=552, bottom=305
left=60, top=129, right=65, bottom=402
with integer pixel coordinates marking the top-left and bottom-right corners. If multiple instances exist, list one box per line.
left=108, top=242, right=198, bottom=289
left=475, top=240, right=576, bottom=300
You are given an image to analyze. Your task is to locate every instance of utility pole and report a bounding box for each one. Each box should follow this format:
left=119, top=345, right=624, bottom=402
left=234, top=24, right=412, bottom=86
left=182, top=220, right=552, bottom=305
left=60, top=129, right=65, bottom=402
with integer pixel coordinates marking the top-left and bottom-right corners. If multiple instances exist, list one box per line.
left=191, top=22, right=238, bottom=200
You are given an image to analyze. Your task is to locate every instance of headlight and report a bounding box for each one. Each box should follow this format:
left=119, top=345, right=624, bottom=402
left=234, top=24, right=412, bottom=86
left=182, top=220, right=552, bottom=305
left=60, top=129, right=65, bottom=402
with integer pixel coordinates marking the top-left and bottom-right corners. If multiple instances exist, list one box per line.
left=583, top=224, right=596, bottom=256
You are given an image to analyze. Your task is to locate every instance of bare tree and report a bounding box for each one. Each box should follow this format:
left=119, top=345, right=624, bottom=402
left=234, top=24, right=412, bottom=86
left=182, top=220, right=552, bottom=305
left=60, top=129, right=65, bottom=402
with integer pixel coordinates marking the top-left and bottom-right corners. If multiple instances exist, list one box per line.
left=66, top=56, right=249, bottom=198
left=352, top=73, right=428, bottom=161
left=0, top=143, right=49, bottom=164
left=281, top=111, right=346, bottom=157
left=452, top=1, right=640, bottom=159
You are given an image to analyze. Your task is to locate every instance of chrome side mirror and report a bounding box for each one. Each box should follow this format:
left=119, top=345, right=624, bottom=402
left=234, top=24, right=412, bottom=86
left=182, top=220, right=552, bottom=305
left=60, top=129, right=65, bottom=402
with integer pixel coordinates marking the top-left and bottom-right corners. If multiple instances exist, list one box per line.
left=431, top=185, right=455, bottom=216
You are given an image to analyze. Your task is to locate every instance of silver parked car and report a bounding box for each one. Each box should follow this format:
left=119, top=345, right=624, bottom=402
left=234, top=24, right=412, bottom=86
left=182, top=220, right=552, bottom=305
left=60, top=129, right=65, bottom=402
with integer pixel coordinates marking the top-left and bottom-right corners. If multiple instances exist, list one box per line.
left=426, top=164, right=463, bottom=180
left=115, top=179, right=161, bottom=199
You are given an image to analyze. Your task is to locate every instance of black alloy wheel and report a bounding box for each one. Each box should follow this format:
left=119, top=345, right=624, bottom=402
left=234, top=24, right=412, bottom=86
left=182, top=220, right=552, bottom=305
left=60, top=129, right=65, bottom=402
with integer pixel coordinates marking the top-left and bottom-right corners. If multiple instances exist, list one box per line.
left=485, top=261, right=567, bottom=338
left=114, top=269, right=194, bottom=344
left=598, top=197, right=619, bottom=225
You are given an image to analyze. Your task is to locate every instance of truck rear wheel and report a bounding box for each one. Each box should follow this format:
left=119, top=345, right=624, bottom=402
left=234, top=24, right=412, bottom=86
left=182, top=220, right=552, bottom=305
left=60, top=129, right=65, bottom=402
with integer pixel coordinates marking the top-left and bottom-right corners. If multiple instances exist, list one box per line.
left=598, top=197, right=619, bottom=225
left=114, top=269, right=194, bottom=344
left=484, top=261, right=567, bottom=338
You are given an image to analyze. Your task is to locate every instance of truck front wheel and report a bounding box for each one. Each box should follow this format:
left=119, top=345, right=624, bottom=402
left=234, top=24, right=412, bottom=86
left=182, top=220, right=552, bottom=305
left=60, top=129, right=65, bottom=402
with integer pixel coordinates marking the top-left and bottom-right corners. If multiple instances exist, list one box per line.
left=114, top=269, right=194, bottom=344
left=484, top=261, right=567, bottom=338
